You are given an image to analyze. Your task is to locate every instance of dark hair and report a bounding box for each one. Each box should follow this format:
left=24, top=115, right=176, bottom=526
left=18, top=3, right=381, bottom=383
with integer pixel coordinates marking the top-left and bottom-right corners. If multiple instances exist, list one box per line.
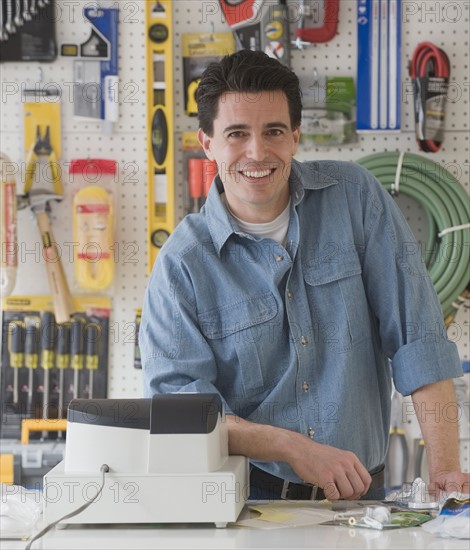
left=196, top=49, right=302, bottom=136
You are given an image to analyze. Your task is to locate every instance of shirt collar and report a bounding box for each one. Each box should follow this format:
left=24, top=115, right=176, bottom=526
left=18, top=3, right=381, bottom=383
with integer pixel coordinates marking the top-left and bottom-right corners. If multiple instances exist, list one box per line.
left=289, top=158, right=340, bottom=198
left=205, top=158, right=339, bottom=255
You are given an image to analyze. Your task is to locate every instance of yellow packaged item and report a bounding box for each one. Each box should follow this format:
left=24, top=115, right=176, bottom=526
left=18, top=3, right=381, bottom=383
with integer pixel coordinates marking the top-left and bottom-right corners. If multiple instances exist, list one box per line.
left=72, top=185, right=114, bottom=291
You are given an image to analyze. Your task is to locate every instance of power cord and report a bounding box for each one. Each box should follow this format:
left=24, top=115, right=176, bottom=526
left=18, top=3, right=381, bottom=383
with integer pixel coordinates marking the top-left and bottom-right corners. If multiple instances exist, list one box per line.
left=25, top=464, right=109, bottom=549
left=410, top=42, right=450, bottom=152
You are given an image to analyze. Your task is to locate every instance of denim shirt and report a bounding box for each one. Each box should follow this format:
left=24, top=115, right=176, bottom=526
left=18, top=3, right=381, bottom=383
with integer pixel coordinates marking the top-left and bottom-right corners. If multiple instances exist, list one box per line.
left=140, top=159, right=461, bottom=482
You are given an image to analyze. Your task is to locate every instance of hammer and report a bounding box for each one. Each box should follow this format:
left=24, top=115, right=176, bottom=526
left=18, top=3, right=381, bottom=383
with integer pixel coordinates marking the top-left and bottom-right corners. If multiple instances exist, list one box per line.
left=18, top=189, right=75, bottom=323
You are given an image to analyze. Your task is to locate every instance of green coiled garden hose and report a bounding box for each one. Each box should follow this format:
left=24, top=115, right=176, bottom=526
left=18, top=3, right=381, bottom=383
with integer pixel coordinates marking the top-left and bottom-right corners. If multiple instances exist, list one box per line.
left=357, top=151, right=470, bottom=322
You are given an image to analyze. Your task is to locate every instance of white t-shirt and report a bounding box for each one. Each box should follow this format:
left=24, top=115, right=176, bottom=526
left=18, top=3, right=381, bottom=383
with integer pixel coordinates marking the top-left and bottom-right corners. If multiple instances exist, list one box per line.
left=223, top=195, right=291, bottom=246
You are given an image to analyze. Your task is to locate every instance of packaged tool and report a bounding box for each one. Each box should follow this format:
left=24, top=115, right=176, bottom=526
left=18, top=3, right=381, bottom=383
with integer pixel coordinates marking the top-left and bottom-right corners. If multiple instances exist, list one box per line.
left=182, top=132, right=218, bottom=214
left=22, top=82, right=61, bottom=190
left=0, top=153, right=18, bottom=296
left=1, top=295, right=111, bottom=440
left=61, top=7, right=119, bottom=128
left=182, top=32, right=235, bottom=116
left=385, top=477, right=439, bottom=510
left=410, top=42, right=450, bottom=152
left=218, top=0, right=262, bottom=29
left=300, top=74, right=357, bottom=147
left=219, top=0, right=291, bottom=66
left=323, top=505, right=432, bottom=530
left=296, top=0, right=339, bottom=44
left=23, top=101, right=62, bottom=191
left=357, top=0, right=402, bottom=132
left=0, top=0, right=57, bottom=62
left=70, top=159, right=117, bottom=292
left=422, top=495, right=470, bottom=539
left=22, top=100, right=75, bottom=324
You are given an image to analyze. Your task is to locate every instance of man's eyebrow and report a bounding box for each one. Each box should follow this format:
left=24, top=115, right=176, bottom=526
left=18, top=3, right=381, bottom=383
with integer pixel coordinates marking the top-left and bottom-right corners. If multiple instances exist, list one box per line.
left=223, top=122, right=290, bottom=133
left=265, top=122, right=290, bottom=130
left=223, top=124, right=250, bottom=133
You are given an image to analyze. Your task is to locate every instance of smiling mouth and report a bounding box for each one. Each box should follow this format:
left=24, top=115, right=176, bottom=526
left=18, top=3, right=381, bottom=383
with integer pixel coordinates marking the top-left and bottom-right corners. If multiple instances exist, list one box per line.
left=240, top=168, right=276, bottom=179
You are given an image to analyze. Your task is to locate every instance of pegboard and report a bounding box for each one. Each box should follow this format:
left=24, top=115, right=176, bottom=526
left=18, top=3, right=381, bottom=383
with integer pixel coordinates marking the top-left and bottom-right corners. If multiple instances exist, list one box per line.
left=1, top=0, right=469, bottom=427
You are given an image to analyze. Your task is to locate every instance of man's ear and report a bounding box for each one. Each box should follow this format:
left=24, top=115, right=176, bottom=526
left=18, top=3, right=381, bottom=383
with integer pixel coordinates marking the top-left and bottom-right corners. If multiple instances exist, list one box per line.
left=292, top=125, right=301, bottom=155
left=197, top=128, right=215, bottom=161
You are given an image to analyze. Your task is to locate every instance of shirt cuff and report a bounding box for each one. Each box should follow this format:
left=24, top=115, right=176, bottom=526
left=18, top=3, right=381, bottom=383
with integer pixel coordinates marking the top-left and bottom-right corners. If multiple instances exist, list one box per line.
left=392, top=338, right=463, bottom=396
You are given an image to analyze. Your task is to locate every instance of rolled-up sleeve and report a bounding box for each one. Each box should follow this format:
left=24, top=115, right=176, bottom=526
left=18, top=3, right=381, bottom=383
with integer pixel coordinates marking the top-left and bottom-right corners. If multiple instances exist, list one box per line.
left=392, top=338, right=461, bottom=395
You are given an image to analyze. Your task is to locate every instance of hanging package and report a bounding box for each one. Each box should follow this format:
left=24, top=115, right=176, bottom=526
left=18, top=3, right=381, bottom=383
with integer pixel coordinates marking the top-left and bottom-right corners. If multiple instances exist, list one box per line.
left=0, top=0, right=57, bottom=62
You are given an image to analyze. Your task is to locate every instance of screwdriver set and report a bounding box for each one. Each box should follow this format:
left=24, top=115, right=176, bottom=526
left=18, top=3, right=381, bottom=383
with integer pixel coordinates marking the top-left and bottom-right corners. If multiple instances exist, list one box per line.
left=1, top=295, right=110, bottom=440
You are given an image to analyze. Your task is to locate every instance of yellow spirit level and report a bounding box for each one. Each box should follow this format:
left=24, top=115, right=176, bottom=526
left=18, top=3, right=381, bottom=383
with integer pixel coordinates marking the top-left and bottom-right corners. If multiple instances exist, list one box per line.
left=145, top=0, right=175, bottom=272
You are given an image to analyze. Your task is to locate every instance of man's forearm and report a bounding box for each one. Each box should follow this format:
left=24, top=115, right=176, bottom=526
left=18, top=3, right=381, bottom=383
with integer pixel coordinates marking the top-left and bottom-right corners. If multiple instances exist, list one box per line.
left=226, top=414, right=303, bottom=463
left=411, top=379, right=461, bottom=478
left=225, top=414, right=373, bottom=500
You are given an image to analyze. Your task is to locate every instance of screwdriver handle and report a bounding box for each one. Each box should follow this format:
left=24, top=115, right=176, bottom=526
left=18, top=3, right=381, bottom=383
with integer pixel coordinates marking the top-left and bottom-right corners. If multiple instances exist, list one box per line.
left=85, top=323, right=100, bottom=371
left=188, top=158, right=203, bottom=198
left=56, top=322, right=71, bottom=369
left=41, top=311, right=56, bottom=368
left=8, top=321, right=24, bottom=405
left=25, top=324, right=39, bottom=369
left=202, top=159, right=217, bottom=197
left=8, top=321, right=25, bottom=366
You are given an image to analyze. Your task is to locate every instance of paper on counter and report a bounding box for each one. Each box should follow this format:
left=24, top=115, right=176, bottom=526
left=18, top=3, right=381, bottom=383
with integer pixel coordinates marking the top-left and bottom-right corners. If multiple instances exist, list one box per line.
left=233, top=501, right=336, bottom=530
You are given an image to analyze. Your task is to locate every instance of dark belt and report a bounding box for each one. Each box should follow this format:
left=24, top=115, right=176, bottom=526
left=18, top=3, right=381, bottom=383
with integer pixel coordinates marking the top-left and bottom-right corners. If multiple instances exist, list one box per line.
left=250, top=464, right=385, bottom=500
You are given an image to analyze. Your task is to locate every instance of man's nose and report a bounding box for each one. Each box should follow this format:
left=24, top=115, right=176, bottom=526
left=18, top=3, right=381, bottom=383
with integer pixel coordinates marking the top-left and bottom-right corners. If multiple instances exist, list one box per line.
left=246, top=135, right=268, bottom=161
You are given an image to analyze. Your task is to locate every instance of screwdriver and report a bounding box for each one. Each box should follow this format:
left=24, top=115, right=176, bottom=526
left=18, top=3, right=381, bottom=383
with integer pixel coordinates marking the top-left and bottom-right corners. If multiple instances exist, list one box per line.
left=188, top=158, right=203, bottom=213
left=85, top=323, right=100, bottom=398
left=70, top=318, right=84, bottom=399
left=202, top=159, right=218, bottom=198
left=40, top=311, right=56, bottom=420
left=24, top=318, right=40, bottom=412
left=56, top=322, right=70, bottom=439
left=7, top=320, right=24, bottom=405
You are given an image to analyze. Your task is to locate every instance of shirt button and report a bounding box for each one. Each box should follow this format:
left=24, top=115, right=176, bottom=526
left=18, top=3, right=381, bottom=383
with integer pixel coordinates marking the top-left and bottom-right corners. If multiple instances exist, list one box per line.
left=301, top=336, right=308, bottom=346
left=307, top=427, right=315, bottom=438
left=302, top=381, right=309, bottom=392
left=287, top=290, right=293, bottom=300
left=275, top=255, right=284, bottom=262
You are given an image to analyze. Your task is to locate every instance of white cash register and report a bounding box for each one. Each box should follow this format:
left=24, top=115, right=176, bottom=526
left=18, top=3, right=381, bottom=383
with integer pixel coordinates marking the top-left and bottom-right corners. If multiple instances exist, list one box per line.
left=43, top=393, right=248, bottom=528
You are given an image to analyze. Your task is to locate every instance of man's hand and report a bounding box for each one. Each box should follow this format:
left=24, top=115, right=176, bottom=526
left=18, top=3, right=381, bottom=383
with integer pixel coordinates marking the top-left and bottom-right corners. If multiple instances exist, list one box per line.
left=412, top=380, right=468, bottom=501
left=289, top=440, right=372, bottom=500
left=428, top=470, right=470, bottom=500
left=227, top=415, right=371, bottom=500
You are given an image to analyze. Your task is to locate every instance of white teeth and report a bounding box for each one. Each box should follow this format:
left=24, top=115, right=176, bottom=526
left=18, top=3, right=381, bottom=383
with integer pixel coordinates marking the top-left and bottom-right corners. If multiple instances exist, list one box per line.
left=242, top=169, right=272, bottom=178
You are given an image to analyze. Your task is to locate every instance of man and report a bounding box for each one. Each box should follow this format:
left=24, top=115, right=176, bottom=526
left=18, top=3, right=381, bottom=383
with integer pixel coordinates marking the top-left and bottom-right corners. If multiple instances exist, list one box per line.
left=140, top=50, right=468, bottom=501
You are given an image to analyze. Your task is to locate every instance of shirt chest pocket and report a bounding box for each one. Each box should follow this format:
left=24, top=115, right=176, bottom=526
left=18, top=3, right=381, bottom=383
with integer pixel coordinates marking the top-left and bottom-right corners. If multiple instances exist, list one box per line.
left=303, top=253, right=371, bottom=352
left=198, top=292, right=279, bottom=398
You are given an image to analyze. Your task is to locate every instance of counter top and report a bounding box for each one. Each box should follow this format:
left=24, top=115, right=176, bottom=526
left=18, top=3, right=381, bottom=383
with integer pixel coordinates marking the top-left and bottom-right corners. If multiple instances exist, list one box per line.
left=3, top=502, right=468, bottom=550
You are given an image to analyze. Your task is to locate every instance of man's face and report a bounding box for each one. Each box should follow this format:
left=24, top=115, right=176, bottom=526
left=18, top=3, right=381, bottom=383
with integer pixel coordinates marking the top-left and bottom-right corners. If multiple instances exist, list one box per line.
left=198, top=90, right=300, bottom=223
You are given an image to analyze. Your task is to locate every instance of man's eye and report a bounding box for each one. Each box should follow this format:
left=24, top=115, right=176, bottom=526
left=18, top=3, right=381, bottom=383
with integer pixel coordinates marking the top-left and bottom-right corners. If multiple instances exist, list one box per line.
left=227, top=131, right=245, bottom=138
left=267, top=129, right=283, bottom=136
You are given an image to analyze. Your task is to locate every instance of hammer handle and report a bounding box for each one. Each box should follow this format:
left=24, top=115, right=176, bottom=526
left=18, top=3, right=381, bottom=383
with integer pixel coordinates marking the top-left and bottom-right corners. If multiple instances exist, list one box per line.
left=36, top=211, right=75, bottom=323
